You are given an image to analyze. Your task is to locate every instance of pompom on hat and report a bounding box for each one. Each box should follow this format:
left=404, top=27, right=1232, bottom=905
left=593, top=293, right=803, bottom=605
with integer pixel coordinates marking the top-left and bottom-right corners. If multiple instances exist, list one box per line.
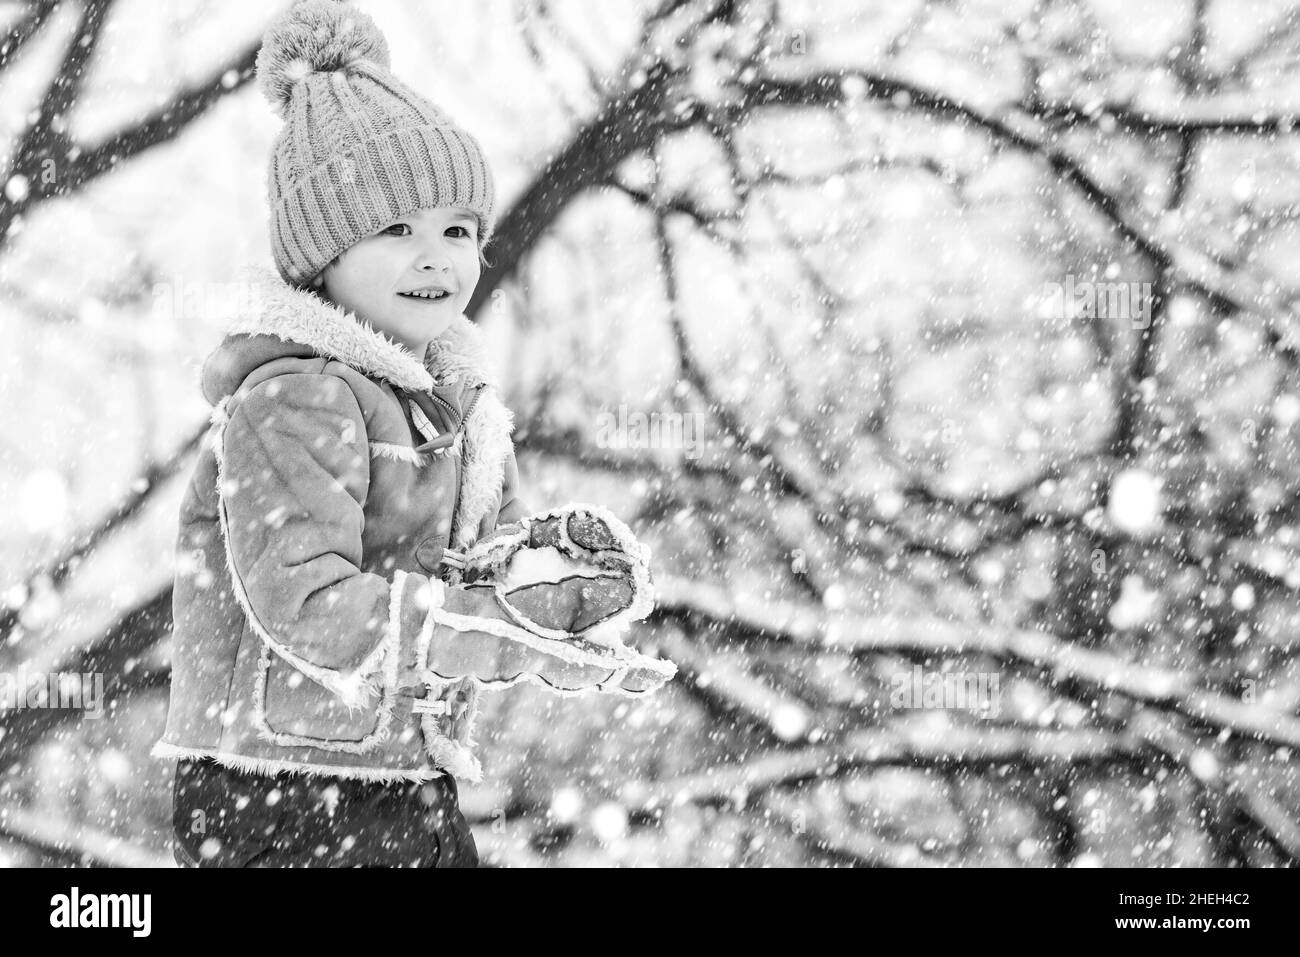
left=256, top=0, right=496, bottom=287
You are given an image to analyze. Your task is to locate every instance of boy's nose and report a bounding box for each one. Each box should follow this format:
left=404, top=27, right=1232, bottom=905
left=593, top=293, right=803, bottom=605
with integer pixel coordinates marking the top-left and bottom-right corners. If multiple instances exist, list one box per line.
left=413, top=240, right=452, bottom=271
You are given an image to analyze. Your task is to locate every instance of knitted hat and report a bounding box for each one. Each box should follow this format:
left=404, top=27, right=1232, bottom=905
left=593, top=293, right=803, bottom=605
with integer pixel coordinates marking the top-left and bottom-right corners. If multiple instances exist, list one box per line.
left=255, top=0, right=495, bottom=288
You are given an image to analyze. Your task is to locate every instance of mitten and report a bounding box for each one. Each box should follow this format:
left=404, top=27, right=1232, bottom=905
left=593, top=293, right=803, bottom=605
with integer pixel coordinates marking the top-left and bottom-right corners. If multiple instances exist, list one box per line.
left=394, top=578, right=673, bottom=785
left=459, top=503, right=655, bottom=646
left=399, top=505, right=674, bottom=783
left=410, top=503, right=673, bottom=696
left=413, top=582, right=675, bottom=696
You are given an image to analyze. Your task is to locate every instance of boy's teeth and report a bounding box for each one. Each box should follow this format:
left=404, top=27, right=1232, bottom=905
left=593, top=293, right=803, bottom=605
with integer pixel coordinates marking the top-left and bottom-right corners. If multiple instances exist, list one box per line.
left=401, top=290, right=447, bottom=300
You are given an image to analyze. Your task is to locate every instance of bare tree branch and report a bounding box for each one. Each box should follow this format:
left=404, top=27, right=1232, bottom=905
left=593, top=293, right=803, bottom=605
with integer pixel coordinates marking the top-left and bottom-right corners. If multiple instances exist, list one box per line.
left=62, top=40, right=261, bottom=193
left=0, top=424, right=203, bottom=649
left=0, top=806, right=172, bottom=867
left=0, top=587, right=171, bottom=774
left=0, top=11, right=262, bottom=246
left=1, top=0, right=117, bottom=240
left=653, top=575, right=1300, bottom=749
left=0, top=0, right=61, bottom=68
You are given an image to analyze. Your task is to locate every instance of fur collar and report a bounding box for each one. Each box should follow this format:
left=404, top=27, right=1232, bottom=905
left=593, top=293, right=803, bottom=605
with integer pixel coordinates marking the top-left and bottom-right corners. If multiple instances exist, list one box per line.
left=229, top=267, right=497, bottom=394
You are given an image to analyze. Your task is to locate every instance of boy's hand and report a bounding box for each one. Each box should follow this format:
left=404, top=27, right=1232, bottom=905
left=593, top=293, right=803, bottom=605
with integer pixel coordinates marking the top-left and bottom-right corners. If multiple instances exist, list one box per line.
left=460, top=504, right=653, bottom=643
left=607, top=660, right=675, bottom=695
left=503, top=575, right=635, bottom=634
left=391, top=504, right=675, bottom=701
left=390, top=580, right=676, bottom=698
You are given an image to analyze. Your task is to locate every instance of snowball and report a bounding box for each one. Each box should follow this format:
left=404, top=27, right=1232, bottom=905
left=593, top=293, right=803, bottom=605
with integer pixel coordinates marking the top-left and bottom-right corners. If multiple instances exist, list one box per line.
left=1107, top=468, right=1163, bottom=535
left=1108, top=575, right=1161, bottom=630
left=771, top=703, right=810, bottom=741
left=551, top=786, right=584, bottom=824
left=590, top=802, right=629, bottom=843
left=1188, top=749, right=1220, bottom=782
left=1231, top=584, right=1256, bottom=611
left=96, top=749, right=132, bottom=784
left=4, top=174, right=29, bottom=203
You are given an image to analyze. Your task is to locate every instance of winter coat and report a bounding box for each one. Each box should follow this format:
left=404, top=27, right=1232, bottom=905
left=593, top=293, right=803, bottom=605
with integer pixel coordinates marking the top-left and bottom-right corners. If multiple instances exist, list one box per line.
left=152, top=270, right=533, bottom=784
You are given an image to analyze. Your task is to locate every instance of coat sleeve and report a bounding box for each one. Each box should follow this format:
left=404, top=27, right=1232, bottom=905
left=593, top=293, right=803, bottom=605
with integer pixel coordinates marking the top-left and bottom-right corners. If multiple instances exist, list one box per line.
left=217, top=372, right=432, bottom=709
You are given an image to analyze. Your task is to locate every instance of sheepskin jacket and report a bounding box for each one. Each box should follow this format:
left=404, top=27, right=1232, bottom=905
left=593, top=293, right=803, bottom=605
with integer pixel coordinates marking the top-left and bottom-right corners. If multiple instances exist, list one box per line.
left=151, top=271, right=529, bottom=784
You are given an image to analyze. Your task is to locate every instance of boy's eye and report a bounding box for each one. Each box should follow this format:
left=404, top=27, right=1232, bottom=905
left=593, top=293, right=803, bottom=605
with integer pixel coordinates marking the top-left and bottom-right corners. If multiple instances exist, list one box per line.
left=381, top=222, right=473, bottom=238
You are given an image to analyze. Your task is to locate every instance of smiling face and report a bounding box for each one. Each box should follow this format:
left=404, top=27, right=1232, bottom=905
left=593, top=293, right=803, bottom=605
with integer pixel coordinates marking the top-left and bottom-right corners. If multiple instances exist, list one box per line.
left=311, top=206, right=482, bottom=357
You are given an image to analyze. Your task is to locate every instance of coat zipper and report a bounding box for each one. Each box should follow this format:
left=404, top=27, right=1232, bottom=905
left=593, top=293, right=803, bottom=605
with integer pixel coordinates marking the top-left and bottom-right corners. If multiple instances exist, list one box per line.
left=412, top=384, right=481, bottom=444
left=425, top=389, right=456, bottom=421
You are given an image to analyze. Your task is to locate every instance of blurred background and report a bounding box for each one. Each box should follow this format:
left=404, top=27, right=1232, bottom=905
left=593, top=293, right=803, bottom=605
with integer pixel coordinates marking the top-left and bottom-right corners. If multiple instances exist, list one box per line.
left=2, top=0, right=1299, bottom=867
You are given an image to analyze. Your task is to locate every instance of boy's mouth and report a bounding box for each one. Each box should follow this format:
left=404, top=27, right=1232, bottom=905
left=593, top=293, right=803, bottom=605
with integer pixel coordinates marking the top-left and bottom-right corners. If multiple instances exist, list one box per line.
left=398, top=289, right=453, bottom=302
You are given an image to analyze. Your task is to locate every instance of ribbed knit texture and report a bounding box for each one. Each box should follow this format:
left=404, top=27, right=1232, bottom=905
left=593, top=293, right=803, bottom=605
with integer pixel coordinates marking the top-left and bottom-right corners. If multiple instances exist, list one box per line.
left=257, top=1, right=495, bottom=288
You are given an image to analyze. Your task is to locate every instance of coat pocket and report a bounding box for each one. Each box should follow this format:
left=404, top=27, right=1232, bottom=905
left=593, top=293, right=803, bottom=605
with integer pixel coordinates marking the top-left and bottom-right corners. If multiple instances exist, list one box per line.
left=255, top=644, right=385, bottom=751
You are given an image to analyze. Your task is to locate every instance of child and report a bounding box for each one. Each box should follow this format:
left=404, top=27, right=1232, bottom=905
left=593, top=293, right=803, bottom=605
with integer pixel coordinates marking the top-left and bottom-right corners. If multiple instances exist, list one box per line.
left=152, top=0, right=675, bottom=868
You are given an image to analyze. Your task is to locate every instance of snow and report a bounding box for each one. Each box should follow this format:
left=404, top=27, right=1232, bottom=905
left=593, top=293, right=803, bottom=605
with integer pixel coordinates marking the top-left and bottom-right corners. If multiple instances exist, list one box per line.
left=0, top=0, right=1296, bottom=870
left=1107, top=468, right=1164, bottom=536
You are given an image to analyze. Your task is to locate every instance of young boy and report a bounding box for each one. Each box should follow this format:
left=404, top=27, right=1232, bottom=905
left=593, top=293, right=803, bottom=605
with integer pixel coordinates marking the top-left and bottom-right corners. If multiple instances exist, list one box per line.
left=152, top=0, right=674, bottom=867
